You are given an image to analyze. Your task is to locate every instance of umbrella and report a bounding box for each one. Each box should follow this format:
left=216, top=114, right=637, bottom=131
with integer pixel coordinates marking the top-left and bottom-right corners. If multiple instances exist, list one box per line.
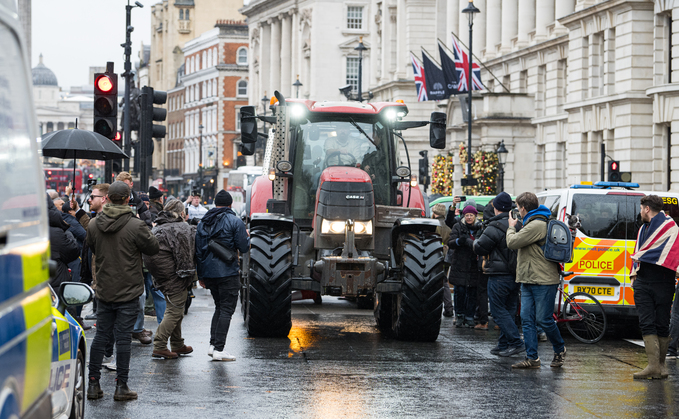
left=41, top=128, right=129, bottom=193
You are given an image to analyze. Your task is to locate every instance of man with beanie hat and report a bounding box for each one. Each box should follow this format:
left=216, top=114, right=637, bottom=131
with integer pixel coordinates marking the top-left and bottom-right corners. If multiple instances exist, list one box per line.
left=86, top=181, right=159, bottom=401
left=474, top=192, right=524, bottom=356
left=148, top=186, right=164, bottom=219
left=432, top=204, right=454, bottom=317
left=195, top=189, right=250, bottom=361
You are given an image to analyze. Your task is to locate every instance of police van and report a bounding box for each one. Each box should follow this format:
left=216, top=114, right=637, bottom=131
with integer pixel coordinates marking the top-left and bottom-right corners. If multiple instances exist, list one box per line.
left=537, top=181, right=679, bottom=317
left=0, top=2, right=92, bottom=418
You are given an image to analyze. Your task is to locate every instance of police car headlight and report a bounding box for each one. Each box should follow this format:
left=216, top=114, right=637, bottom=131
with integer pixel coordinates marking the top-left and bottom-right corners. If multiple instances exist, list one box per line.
left=321, top=219, right=347, bottom=234
left=354, top=221, right=373, bottom=235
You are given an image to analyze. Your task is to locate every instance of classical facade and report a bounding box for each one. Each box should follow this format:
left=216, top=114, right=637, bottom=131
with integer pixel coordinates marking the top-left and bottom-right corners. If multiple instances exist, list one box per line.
left=165, top=20, right=249, bottom=198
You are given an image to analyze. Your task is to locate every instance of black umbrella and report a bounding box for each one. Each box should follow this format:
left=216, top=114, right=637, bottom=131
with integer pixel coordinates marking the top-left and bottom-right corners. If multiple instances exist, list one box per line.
left=41, top=128, right=129, bottom=193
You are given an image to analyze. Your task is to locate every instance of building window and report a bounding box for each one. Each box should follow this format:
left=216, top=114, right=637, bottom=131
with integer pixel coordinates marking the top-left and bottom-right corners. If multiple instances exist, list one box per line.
left=237, top=47, right=248, bottom=65
left=236, top=108, right=241, bottom=132
left=57, top=122, right=64, bottom=131
left=213, top=48, right=218, bottom=66
left=347, top=6, right=363, bottom=30
left=185, top=9, right=189, bottom=20
left=237, top=80, right=248, bottom=97
left=346, top=57, right=360, bottom=92
left=179, top=9, right=184, bottom=20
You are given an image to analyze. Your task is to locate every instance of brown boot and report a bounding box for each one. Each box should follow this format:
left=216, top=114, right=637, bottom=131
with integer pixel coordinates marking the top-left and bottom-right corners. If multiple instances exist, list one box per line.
left=659, top=336, right=670, bottom=379
left=634, top=335, right=662, bottom=380
left=173, top=345, right=193, bottom=356
left=151, top=349, right=178, bottom=359
left=132, top=332, right=152, bottom=345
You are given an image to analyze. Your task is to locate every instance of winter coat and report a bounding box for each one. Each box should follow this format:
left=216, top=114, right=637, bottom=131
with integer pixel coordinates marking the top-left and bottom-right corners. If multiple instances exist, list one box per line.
left=143, top=211, right=197, bottom=296
left=61, top=212, right=86, bottom=250
left=86, top=204, right=159, bottom=303
left=48, top=207, right=80, bottom=290
left=130, top=190, right=153, bottom=228
left=149, top=200, right=163, bottom=221
left=445, top=206, right=459, bottom=229
left=473, top=212, right=520, bottom=276
left=195, top=207, right=250, bottom=279
left=447, top=218, right=483, bottom=287
left=506, top=205, right=560, bottom=285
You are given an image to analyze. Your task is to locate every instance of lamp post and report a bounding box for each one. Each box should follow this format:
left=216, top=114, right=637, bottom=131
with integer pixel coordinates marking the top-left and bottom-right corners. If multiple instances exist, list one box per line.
left=198, top=124, right=204, bottom=197
left=293, top=75, right=303, bottom=99
left=354, top=37, right=367, bottom=102
left=461, top=1, right=480, bottom=189
left=496, top=139, right=508, bottom=193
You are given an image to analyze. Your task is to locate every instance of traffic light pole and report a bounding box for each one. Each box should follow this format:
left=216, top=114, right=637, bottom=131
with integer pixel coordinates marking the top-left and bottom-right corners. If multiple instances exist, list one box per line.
left=122, top=1, right=142, bottom=172
left=139, top=90, right=148, bottom=191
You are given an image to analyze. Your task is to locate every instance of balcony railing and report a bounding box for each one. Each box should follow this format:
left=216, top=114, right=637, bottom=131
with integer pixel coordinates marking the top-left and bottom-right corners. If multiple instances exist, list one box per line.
left=178, top=19, right=191, bottom=34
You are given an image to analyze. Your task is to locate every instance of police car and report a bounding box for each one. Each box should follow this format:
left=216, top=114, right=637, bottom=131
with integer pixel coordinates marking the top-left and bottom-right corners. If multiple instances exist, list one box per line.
left=49, top=283, right=93, bottom=419
left=537, top=181, right=679, bottom=317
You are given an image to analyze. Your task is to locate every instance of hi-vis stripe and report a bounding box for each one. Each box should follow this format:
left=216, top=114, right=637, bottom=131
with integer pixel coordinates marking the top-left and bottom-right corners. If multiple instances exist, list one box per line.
left=567, top=237, right=629, bottom=276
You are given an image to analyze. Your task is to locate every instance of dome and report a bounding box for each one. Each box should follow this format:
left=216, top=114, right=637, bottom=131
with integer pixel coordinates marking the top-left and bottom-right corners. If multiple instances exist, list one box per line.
left=32, top=54, right=58, bottom=87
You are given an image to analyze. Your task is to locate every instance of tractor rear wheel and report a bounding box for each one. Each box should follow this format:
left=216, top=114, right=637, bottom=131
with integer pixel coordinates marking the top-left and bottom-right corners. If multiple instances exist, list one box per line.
left=391, top=232, right=444, bottom=342
left=245, top=225, right=292, bottom=337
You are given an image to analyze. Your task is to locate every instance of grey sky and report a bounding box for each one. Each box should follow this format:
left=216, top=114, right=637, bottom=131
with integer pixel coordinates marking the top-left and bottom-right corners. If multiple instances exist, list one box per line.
left=32, top=0, right=152, bottom=90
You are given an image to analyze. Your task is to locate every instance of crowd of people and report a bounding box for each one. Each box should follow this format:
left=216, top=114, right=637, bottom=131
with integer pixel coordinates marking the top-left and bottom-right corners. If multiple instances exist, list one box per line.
left=46, top=172, right=250, bottom=402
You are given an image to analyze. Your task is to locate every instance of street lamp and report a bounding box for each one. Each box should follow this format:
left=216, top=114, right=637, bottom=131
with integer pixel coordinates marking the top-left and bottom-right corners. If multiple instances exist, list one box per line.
left=461, top=0, right=480, bottom=189
left=496, top=139, right=508, bottom=193
left=354, top=37, right=367, bottom=102
left=198, top=124, right=204, bottom=197
left=293, top=75, right=303, bottom=99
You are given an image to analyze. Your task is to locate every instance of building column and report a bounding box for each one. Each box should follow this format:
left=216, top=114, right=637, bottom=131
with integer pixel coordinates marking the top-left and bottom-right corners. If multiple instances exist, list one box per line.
left=472, top=0, right=486, bottom=59
left=500, top=0, right=518, bottom=54
left=517, top=0, right=535, bottom=48
left=291, top=9, right=299, bottom=92
left=269, top=18, right=281, bottom=96
left=485, top=0, right=501, bottom=59
left=447, top=0, right=459, bottom=43
left=260, top=23, right=271, bottom=103
left=535, top=0, right=555, bottom=42
left=396, top=0, right=407, bottom=79
left=280, top=13, right=292, bottom=97
left=554, top=0, right=575, bottom=35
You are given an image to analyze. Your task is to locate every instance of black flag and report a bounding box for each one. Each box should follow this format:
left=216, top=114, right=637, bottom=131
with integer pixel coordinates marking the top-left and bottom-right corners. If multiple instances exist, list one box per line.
left=438, top=40, right=459, bottom=95
left=421, top=49, right=451, bottom=101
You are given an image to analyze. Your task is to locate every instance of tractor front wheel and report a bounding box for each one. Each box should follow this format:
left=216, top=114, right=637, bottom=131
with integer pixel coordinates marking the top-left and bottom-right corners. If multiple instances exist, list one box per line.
left=245, top=225, right=293, bottom=337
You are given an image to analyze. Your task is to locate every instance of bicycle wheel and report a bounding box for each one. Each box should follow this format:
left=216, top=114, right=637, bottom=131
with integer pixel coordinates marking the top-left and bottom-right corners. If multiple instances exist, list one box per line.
left=562, top=292, right=607, bottom=343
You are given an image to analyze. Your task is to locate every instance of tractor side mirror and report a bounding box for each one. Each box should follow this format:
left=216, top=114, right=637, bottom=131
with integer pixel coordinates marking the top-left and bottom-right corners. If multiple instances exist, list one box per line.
left=429, top=112, right=447, bottom=149
left=240, top=141, right=256, bottom=156
left=240, top=106, right=258, bottom=144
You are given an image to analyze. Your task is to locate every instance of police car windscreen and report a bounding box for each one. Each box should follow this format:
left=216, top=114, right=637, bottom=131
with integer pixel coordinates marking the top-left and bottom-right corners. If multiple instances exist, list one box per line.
left=571, top=194, right=629, bottom=240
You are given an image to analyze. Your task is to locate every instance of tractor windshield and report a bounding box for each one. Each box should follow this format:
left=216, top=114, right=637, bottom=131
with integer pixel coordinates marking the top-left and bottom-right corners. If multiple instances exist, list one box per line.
left=291, top=118, right=392, bottom=219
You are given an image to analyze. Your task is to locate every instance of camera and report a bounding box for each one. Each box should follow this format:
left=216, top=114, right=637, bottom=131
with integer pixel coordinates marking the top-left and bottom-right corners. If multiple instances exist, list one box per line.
left=511, top=208, right=520, bottom=219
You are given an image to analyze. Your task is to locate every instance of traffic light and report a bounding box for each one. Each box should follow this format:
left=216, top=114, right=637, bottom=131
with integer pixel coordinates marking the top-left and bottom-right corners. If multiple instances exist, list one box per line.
left=93, top=71, right=118, bottom=139
left=139, top=86, right=167, bottom=192
left=112, top=131, right=122, bottom=148
left=236, top=152, right=246, bottom=168
left=608, top=160, right=632, bottom=183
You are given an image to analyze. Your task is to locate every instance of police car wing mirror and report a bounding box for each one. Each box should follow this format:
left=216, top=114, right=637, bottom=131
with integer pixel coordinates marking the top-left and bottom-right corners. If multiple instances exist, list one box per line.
left=58, top=282, right=94, bottom=314
left=429, top=112, right=447, bottom=149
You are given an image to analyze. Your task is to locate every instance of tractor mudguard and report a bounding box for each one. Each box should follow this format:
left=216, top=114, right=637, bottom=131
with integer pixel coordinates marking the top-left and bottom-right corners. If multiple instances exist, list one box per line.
left=389, top=218, right=440, bottom=271
left=250, top=213, right=294, bottom=231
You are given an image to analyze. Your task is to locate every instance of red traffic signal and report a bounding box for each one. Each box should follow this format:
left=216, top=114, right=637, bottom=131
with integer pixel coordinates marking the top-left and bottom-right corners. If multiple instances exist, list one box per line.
left=88, top=174, right=94, bottom=179
left=610, top=161, right=618, bottom=171
left=95, top=75, right=114, bottom=94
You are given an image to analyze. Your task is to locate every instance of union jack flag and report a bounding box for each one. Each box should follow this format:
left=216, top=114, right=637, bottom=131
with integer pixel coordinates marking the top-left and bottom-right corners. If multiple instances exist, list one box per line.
left=451, top=36, right=485, bottom=92
left=632, top=212, right=679, bottom=276
left=411, top=53, right=428, bottom=102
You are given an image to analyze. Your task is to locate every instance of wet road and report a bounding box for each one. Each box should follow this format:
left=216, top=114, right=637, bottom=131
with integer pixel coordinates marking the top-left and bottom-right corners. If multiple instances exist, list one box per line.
left=86, top=289, right=679, bottom=418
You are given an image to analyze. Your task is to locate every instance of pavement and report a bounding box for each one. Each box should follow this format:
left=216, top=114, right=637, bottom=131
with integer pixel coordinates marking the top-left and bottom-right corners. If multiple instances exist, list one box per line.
left=84, top=288, right=679, bottom=418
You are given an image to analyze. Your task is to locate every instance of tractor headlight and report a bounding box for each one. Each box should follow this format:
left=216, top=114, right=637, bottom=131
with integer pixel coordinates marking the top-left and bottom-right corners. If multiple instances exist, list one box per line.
left=321, top=219, right=372, bottom=235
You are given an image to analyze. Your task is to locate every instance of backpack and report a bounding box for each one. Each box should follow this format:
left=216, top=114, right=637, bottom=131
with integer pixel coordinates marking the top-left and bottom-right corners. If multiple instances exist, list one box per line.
left=538, top=218, right=573, bottom=264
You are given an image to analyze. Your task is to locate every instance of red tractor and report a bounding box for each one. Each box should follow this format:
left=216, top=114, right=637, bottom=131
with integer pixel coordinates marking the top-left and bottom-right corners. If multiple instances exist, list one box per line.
left=239, top=91, right=448, bottom=341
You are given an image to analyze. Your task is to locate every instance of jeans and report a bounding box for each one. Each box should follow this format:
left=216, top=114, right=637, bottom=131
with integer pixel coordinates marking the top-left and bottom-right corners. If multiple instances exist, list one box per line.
left=520, top=283, right=565, bottom=360
left=153, top=289, right=187, bottom=352
left=442, top=276, right=453, bottom=312
left=204, top=276, right=240, bottom=352
left=633, top=279, right=675, bottom=337
left=453, top=285, right=477, bottom=322
left=133, top=287, right=146, bottom=333
left=476, top=275, right=489, bottom=324
left=88, top=298, right=138, bottom=383
left=144, top=272, right=166, bottom=324
left=487, top=275, right=522, bottom=349
left=668, top=283, right=679, bottom=355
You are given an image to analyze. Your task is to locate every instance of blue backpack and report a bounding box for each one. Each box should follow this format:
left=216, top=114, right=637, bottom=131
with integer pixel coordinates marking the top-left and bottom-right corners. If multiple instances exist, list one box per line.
left=538, top=218, right=573, bottom=264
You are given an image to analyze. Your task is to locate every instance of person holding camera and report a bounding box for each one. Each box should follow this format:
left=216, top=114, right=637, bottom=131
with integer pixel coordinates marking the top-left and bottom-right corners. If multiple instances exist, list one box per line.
left=186, top=191, right=208, bottom=222
left=195, top=190, right=250, bottom=361
left=506, top=192, right=565, bottom=369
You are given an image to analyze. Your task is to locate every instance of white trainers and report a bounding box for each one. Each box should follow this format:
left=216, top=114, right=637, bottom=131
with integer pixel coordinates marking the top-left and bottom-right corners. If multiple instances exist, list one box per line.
left=212, top=350, right=236, bottom=362
left=102, top=355, right=116, bottom=371
left=208, top=345, right=214, bottom=357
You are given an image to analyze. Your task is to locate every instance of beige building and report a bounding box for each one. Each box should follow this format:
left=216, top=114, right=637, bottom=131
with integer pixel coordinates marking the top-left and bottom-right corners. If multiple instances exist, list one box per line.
left=148, top=0, right=244, bottom=179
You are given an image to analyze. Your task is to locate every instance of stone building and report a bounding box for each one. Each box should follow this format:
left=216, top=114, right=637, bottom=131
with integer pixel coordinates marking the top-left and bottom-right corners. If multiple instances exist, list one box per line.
left=165, top=20, right=249, bottom=198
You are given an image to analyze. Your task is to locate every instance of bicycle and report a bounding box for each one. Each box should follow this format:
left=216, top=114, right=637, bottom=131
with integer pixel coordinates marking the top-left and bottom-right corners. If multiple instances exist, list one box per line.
left=553, top=269, right=608, bottom=343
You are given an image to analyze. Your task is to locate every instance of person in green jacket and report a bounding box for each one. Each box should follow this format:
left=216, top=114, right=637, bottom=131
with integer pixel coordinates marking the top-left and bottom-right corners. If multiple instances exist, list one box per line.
left=506, top=192, right=566, bottom=369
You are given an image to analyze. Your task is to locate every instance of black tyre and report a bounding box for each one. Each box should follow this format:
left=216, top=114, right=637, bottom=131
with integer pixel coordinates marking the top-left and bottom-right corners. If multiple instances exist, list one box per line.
left=374, top=292, right=393, bottom=330
left=69, top=347, right=85, bottom=419
left=392, top=232, right=445, bottom=341
left=246, top=225, right=292, bottom=337
left=563, top=292, right=607, bottom=344
left=356, top=295, right=373, bottom=309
